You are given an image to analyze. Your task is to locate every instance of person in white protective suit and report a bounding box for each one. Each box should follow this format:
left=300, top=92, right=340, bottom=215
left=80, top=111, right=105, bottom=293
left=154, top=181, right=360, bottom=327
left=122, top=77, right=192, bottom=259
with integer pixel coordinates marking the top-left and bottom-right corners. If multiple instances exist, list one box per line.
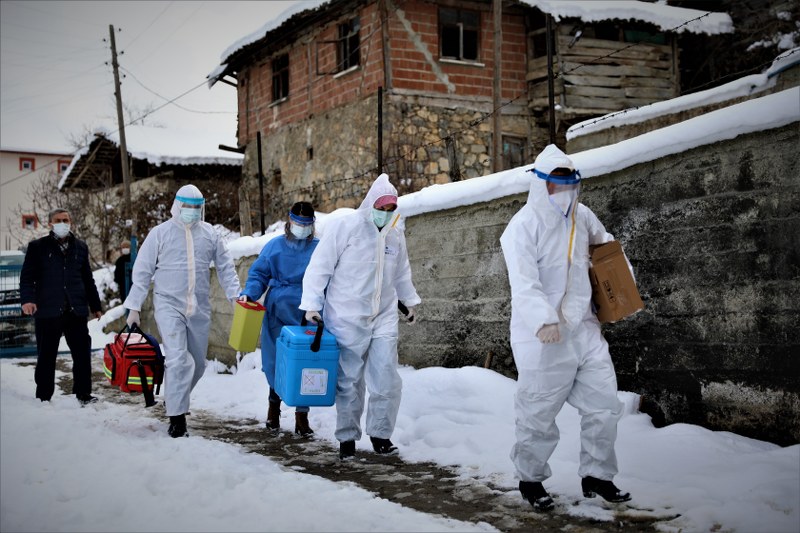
left=300, top=173, right=421, bottom=460
left=124, top=184, right=241, bottom=438
left=500, top=145, right=632, bottom=512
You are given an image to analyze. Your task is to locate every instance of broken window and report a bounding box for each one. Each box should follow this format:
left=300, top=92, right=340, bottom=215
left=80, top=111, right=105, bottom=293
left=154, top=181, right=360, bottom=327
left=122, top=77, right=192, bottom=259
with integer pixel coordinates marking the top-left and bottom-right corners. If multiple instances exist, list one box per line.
left=272, top=54, right=289, bottom=102
left=337, top=17, right=360, bottom=72
left=439, top=7, right=479, bottom=62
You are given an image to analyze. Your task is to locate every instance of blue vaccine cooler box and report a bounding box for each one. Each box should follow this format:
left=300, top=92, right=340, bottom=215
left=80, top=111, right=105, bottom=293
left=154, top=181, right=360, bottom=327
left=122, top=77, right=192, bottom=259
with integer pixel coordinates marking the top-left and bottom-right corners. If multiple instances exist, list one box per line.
left=275, top=323, right=339, bottom=407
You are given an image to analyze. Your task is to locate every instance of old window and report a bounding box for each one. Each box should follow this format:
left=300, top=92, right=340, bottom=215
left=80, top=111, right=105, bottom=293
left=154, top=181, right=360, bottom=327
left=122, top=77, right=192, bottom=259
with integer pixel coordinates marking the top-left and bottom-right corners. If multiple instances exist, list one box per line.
left=58, top=159, right=70, bottom=173
left=272, top=54, right=289, bottom=102
left=19, top=157, right=35, bottom=171
left=337, top=17, right=360, bottom=72
left=439, top=8, right=480, bottom=62
left=21, top=214, right=38, bottom=229
left=502, top=136, right=526, bottom=170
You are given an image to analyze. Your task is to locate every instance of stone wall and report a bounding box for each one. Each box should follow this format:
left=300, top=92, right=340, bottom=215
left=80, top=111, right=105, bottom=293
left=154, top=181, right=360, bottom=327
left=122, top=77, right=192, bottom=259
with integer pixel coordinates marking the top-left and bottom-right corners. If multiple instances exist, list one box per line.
left=400, top=123, right=799, bottom=446
left=242, top=92, right=530, bottom=222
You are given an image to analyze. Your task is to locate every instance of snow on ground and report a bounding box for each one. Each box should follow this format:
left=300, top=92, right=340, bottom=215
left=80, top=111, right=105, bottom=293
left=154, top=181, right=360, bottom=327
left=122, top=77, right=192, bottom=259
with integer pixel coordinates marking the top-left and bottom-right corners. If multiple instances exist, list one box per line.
left=2, top=342, right=798, bottom=533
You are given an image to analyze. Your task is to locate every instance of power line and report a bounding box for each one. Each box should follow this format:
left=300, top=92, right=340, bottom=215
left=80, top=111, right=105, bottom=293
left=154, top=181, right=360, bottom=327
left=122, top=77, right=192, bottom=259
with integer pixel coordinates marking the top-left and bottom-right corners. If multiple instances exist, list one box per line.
left=120, top=66, right=234, bottom=115
left=119, top=1, right=174, bottom=54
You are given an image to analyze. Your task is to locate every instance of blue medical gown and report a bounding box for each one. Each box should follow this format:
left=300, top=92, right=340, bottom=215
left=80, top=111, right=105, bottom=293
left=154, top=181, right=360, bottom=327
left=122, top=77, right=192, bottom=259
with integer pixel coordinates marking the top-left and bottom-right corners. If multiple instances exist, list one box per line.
left=241, top=235, right=318, bottom=391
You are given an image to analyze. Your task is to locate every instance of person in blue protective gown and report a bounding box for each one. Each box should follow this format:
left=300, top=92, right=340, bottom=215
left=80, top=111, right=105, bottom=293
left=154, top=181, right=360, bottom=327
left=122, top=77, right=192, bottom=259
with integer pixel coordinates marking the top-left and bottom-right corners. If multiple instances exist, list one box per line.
left=239, top=201, right=319, bottom=436
left=124, top=184, right=241, bottom=438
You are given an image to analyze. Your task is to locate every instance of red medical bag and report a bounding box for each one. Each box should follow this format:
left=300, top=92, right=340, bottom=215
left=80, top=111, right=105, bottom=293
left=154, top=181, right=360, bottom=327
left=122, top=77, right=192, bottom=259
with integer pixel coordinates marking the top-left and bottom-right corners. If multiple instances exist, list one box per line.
left=103, top=324, right=164, bottom=407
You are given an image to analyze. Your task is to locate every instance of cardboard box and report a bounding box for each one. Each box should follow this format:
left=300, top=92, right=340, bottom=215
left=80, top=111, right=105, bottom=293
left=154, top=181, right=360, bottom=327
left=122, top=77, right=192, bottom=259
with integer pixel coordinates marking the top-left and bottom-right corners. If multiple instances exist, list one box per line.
left=589, top=240, right=644, bottom=323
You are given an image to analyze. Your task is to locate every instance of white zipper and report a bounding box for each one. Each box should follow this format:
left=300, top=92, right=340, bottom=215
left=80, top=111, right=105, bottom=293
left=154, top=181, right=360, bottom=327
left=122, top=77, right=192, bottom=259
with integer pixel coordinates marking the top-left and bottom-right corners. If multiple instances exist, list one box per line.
left=184, top=224, right=196, bottom=316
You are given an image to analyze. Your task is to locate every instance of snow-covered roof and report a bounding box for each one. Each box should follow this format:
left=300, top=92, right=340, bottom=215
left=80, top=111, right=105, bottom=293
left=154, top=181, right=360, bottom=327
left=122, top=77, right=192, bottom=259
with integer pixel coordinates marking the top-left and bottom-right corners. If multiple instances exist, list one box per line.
left=521, top=1, right=733, bottom=35
left=208, top=0, right=732, bottom=86
left=59, top=124, right=243, bottom=190
left=208, top=0, right=330, bottom=87
left=567, top=47, right=800, bottom=140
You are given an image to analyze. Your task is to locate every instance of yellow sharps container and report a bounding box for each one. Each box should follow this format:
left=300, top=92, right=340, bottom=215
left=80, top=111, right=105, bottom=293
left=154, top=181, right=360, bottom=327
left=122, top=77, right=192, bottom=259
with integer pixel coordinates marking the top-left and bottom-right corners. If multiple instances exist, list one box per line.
left=228, top=300, right=266, bottom=353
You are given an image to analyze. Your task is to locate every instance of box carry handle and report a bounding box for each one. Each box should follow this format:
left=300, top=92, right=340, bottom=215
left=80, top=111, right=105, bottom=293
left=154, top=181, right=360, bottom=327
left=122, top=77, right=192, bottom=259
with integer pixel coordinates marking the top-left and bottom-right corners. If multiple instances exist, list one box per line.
left=300, top=315, right=325, bottom=353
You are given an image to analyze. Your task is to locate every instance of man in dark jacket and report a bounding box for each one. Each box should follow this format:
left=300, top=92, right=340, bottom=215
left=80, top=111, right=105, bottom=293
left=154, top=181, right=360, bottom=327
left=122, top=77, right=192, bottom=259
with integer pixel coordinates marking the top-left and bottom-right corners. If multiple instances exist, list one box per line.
left=20, top=208, right=103, bottom=405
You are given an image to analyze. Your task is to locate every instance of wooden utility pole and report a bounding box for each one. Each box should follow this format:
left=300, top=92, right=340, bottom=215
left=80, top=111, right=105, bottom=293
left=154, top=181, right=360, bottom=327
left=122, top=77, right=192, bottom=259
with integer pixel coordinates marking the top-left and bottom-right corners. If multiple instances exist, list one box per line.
left=545, top=14, right=556, bottom=145
left=492, top=0, right=503, bottom=172
left=109, top=25, right=132, bottom=226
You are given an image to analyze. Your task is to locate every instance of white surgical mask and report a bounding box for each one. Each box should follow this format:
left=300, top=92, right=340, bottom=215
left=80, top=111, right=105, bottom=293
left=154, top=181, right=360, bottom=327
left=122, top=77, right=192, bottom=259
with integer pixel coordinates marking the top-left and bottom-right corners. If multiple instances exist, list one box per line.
left=549, top=188, right=578, bottom=216
left=372, top=208, right=394, bottom=228
left=180, top=208, right=201, bottom=224
left=52, top=222, right=71, bottom=238
left=290, top=223, right=313, bottom=239
left=121, top=248, right=130, bottom=255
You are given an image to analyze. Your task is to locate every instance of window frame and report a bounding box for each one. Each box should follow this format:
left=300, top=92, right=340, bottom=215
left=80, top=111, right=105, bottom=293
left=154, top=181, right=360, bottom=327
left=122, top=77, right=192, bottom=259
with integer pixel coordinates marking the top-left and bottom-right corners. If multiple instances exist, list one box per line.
left=439, top=7, right=481, bottom=63
left=58, top=159, right=70, bottom=173
left=21, top=214, right=38, bottom=230
left=271, top=53, right=290, bottom=103
left=336, top=17, right=361, bottom=73
left=502, top=135, right=527, bottom=170
left=19, top=157, right=35, bottom=171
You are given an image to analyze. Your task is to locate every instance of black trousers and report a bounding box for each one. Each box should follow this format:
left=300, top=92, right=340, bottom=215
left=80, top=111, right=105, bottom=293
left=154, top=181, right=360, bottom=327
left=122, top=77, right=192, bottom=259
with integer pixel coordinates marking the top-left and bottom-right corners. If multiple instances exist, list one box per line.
left=34, top=311, right=92, bottom=400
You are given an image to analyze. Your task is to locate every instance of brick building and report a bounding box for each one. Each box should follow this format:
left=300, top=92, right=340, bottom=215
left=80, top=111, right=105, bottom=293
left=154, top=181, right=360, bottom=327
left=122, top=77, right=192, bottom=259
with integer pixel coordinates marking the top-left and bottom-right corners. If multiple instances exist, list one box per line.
left=208, top=0, right=731, bottom=223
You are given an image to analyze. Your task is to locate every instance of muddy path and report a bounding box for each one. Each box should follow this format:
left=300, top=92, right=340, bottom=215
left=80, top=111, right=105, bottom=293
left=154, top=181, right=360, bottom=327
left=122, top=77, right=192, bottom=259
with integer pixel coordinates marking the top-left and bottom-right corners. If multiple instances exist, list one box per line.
left=52, top=358, right=671, bottom=532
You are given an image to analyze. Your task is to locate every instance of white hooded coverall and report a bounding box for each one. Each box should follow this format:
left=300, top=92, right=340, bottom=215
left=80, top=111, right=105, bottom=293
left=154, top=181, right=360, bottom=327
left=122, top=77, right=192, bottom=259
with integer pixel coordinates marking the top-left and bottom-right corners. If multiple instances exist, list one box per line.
left=124, top=185, right=241, bottom=417
left=500, top=145, right=624, bottom=483
left=300, top=174, right=421, bottom=443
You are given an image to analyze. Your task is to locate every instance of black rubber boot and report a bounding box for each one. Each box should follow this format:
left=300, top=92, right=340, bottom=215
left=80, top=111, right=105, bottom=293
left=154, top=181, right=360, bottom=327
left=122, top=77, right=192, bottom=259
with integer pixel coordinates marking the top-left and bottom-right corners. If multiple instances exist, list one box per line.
left=519, top=481, right=554, bottom=511
left=370, top=436, right=398, bottom=454
left=168, top=414, right=188, bottom=438
left=265, top=401, right=280, bottom=431
left=339, top=440, right=356, bottom=460
left=294, top=412, right=314, bottom=437
left=581, top=476, right=631, bottom=502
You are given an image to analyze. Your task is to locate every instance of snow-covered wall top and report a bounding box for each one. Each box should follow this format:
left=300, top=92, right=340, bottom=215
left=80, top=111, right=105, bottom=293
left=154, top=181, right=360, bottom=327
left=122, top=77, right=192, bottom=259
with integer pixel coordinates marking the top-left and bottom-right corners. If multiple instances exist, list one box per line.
left=567, top=48, right=800, bottom=140
left=227, top=86, right=798, bottom=259
left=208, top=0, right=732, bottom=86
left=59, top=124, right=242, bottom=190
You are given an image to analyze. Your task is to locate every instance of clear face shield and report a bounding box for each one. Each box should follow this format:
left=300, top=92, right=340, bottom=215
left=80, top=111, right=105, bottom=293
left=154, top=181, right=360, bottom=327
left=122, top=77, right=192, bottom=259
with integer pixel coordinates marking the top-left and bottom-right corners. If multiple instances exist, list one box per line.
left=534, top=168, right=581, bottom=216
left=176, top=195, right=205, bottom=224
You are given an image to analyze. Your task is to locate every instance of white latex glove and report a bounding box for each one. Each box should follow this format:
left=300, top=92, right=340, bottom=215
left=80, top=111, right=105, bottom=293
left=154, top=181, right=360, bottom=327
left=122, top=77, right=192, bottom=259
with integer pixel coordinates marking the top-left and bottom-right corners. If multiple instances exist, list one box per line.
left=126, top=310, right=140, bottom=328
left=536, top=323, right=560, bottom=344
left=305, top=310, right=322, bottom=324
left=405, top=306, right=417, bottom=324
left=238, top=295, right=249, bottom=302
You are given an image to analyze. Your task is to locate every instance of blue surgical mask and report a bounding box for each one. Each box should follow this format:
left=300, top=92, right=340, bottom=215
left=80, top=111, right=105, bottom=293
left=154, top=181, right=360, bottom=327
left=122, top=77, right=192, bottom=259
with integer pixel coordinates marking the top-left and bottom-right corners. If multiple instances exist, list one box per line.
left=290, top=222, right=313, bottom=239
left=52, top=222, right=70, bottom=238
left=180, top=207, right=201, bottom=224
left=372, top=208, right=394, bottom=228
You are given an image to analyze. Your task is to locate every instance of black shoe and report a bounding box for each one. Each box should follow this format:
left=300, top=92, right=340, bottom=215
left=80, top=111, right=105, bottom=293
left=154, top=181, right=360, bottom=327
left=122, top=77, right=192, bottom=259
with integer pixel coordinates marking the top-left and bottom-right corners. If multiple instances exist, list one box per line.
left=581, top=476, right=631, bottom=503
left=77, top=394, right=98, bottom=406
left=339, top=440, right=356, bottom=460
left=168, top=414, right=188, bottom=438
left=370, top=437, right=398, bottom=454
left=519, top=481, right=554, bottom=511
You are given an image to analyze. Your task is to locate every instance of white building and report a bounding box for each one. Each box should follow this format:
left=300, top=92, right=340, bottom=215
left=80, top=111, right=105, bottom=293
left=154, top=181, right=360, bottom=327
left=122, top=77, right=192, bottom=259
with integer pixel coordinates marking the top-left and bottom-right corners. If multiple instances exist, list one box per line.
left=0, top=147, right=71, bottom=251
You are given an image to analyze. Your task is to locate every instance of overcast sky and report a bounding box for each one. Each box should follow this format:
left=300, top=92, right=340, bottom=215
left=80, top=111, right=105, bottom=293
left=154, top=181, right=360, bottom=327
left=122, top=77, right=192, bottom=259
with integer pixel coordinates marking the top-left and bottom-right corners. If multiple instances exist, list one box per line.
left=0, top=0, right=302, bottom=154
